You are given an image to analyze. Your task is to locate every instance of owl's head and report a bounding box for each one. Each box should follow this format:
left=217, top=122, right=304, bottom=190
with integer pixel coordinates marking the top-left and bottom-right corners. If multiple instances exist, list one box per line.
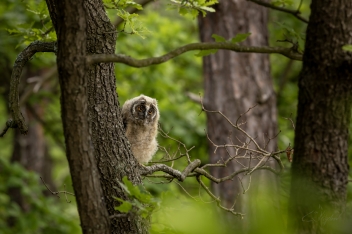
left=122, top=94, right=159, bottom=126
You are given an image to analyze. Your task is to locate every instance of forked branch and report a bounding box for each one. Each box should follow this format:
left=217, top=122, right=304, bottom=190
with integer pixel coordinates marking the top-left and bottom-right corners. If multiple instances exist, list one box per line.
left=144, top=102, right=291, bottom=217
left=6, top=41, right=56, bottom=135
left=247, top=0, right=309, bottom=24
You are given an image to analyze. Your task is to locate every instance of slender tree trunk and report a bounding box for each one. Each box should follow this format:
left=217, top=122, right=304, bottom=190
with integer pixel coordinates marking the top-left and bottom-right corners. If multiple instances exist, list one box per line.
left=46, top=0, right=148, bottom=232
left=289, top=1, right=352, bottom=233
left=198, top=0, right=278, bottom=228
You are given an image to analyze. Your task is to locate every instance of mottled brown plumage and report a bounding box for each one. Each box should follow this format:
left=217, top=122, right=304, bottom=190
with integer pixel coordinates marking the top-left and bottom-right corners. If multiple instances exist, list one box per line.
left=122, top=95, right=159, bottom=163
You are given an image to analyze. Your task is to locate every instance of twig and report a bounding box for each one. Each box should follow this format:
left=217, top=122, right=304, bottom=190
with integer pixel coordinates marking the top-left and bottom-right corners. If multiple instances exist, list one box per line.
left=0, top=120, right=17, bottom=137
left=186, top=92, right=202, bottom=104
left=238, top=175, right=252, bottom=194
left=145, top=103, right=285, bottom=217
left=247, top=0, right=309, bottom=24
left=283, top=114, right=296, bottom=130
left=197, top=176, right=245, bottom=218
left=193, top=165, right=280, bottom=184
left=174, top=181, right=200, bottom=201
left=140, top=159, right=201, bottom=181
left=40, top=177, right=75, bottom=202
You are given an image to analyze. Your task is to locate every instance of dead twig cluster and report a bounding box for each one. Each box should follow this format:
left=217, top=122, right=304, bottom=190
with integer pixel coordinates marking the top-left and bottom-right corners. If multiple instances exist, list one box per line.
left=141, top=96, right=294, bottom=217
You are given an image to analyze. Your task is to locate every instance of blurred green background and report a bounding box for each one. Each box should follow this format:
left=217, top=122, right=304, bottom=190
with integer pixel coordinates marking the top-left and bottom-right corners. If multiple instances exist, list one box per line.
left=0, top=0, right=351, bottom=233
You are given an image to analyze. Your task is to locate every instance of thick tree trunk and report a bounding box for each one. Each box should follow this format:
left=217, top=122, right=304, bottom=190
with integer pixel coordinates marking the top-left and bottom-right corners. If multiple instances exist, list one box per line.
left=53, top=0, right=111, bottom=232
left=198, top=0, right=278, bottom=226
left=84, top=1, right=147, bottom=232
left=289, top=0, right=352, bottom=233
left=46, top=0, right=148, bottom=233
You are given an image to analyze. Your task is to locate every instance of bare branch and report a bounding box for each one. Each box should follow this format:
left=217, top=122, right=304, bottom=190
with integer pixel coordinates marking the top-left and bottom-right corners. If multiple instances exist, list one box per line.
left=6, top=41, right=56, bottom=136
left=196, top=176, right=245, bottom=218
left=87, top=42, right=302, bottom=66
left=194, top=165, right=280, bottom=184
left=40, top=177, right=75, bottom=202
left=0, top=120, right=17, bottom=137
left=186, top=92, right=202, bottom=104
left=140, top=159, right=201, bottom=181
left=247, top=0, right=309, bottom=23
left=283, top=114, right=296, bottom=130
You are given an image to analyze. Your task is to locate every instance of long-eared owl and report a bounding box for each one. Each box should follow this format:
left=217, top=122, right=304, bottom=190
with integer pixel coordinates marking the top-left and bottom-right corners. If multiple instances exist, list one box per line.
left=121, top=94, right=159, bottom=163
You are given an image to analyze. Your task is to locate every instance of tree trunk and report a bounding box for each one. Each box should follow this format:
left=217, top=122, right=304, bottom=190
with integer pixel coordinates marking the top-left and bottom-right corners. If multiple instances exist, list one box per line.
left=198, top=0, right=278, bottom=228
left=46, top=0, right=148, bottom=233
left=289, top=0, right=352, bottom=233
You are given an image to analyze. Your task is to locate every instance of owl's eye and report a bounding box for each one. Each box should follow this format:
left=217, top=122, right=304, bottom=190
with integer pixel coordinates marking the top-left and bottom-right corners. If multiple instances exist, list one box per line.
left=136, top=106, right=142, bottom=112
left=148, top=110, right=153, bottom=115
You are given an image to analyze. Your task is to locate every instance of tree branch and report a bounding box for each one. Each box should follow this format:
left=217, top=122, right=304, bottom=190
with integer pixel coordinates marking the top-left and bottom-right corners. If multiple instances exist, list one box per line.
left=86, top=42, right=302, bottom=67
left=196, top=176, right=245, bottom=217
left=140, top=159, right=201, bottom=181
left=7, top=41, right=56, bottom=135
left=247, top=0, right=309, bottom=24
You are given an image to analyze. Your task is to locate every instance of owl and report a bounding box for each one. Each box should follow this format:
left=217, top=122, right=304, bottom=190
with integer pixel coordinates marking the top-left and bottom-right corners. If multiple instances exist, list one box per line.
left=121, top=94, right=159, bottom=164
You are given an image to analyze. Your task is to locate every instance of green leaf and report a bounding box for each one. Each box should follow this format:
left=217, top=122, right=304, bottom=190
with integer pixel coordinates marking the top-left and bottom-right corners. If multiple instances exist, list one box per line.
left=6, top=29, right=21, bottom=35
left=271, top=0, right=293, bottom=7
left=114, top=197, right=133, bottom=213
left=198, top=5, right=215, bottom=13
left=212, top=34, right=226, bottom=42
left=120, top=176, right=151, bottom=203
left=195, top=49, right=218, bottom=57
left=178, top=7, right=186, bottom=15
left=342, top=45, right=352, bottom=52
left=230, top=33, right=251, bottom=43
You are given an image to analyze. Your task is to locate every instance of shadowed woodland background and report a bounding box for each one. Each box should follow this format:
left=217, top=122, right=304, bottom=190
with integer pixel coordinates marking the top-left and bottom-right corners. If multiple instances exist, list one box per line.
left=0, top=0, right=352, bottom=233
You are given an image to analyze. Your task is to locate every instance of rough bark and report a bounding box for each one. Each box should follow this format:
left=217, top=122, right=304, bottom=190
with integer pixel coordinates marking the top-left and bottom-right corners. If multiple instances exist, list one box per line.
left=198, top=0, right=278, bottom=225
left=85, top=0, right=147, bottom=232
left=289, top=0, right=352, bottom=233
left=50, top=0, right=111, bottom=232
left=46, top=0, right=148, bottom=233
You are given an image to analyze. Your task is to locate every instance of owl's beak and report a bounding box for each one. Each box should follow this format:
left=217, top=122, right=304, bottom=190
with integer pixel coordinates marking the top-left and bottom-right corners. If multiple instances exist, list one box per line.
left=144, top=106, right=150, bottom=119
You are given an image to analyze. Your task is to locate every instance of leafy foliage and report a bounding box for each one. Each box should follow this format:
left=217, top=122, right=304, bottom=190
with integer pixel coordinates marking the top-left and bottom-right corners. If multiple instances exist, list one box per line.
left=104, top=0, right=143, bottom=10
left=169, top=0, right=218, bottom=17
left=0, top=157, right=80, bottom=234
left=4, top=0, right=55, bottom=46
left=116, top=9, right=151, bottom=38
left=275, top=21, right=305, bottom=52
left=113, top=9, right=206, bottom=163
left=114, top=176, right=159, bottom=218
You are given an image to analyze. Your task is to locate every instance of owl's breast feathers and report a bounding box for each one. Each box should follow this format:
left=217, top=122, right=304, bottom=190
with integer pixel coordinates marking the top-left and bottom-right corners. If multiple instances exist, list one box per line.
left=121, top=94, right=159, bottom=163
